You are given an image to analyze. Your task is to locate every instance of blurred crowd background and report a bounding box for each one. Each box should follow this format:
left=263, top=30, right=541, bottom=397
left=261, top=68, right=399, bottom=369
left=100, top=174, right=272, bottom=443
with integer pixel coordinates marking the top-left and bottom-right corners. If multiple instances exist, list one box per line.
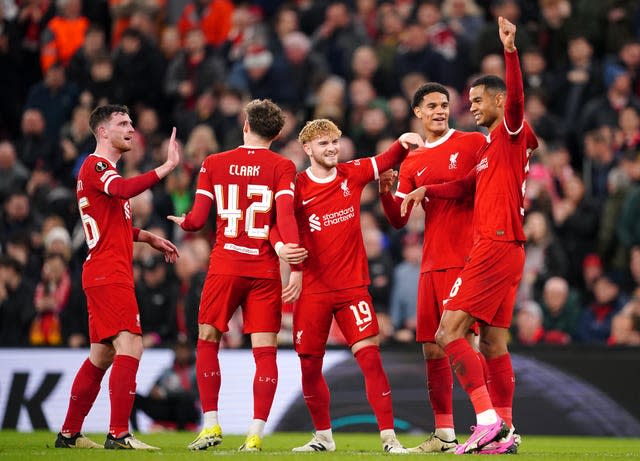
left=1, top=0, right=640, bottom=352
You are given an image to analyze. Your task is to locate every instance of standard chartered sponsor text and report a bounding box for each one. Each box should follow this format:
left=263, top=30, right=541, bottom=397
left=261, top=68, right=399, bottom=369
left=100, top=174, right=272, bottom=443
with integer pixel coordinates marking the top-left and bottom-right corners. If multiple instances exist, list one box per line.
left=322, top=206, right=355, bottom=227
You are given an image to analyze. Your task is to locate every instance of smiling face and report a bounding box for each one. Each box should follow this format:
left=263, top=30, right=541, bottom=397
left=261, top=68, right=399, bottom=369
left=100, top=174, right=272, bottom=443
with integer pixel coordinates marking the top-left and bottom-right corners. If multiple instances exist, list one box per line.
left=469, top=84, right=503, bottom=130
left=413, top=91, right=450, bottom=140
left=304, top=134, right=341, bottom=170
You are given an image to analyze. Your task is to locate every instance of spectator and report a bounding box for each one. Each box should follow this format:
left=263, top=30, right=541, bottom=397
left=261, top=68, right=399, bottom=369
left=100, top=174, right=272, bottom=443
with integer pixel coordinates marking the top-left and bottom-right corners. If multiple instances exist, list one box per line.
left=227, top=43, right=296, bottom=106
left=576, top=273, right=627, bottom=343
left=16, top=0, right=55, bottom=92
left=512, top=300, right=545, bottom=345
left=136, top=254, right=179, bottom=348
left=549, top=34, right=603, bottom=152
left=183, top=124, right=219, bottom=172
left=57, top=105, right=94, bottom=188
left=15, top=108, right=56, bottom=172
left=59, top=281, right=89, bottom=348
left=393, top=21, right=445, bottom=89
left=164, top=27, right=226, bottom=112
left=0, top=255, right=35, bottom=346
left=536, top=0, right=575, bottom=70
left=39, top=0, right=88, bottom=73
left=442, top=0, right=485, bottom=45
left=280, top=31, right=330, bottom=110
left=519, top=210, right=569, bottom=305
left=66, top=23, right=107, bottom=88
left=388, top=232, right=420, bottom=343
left=552, top=174, right=600, bottom=288
left=616, top=159, right=640, bottom=252
left=177, top=0, right=234, bottom=48
left=30, top=252, right=70, bottom=346
left=608, top=295, right=640, bottom=346
left=131, top=338, right=200, bottom=431
left=581, top=253, right=604, bottom=304
left=24, top=63, right=79, bottom=140
left=112, top=27, right=164, bottom=109
left=539, top=276, right=581, bottom=344
left=350, top=45, right=393, bottom=97
left=0, top=141, right=29, bottom=203
left=471, top=0, right=531, bottom=69
left=0, top=4, right=22, bottom=139
left=583, top=126, right=617, bottom=203
left=0, top=189, right=39, bottom=249
left=311, top=1, right=370, bottom=78
left=82, top=54, right=123, bottom=107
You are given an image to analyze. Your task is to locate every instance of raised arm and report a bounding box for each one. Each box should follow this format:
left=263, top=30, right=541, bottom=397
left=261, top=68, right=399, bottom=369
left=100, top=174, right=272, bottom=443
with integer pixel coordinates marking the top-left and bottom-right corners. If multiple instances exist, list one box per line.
left=499, top=16, right=524, bottom=133
left=107, top=127, right=180, bottom=199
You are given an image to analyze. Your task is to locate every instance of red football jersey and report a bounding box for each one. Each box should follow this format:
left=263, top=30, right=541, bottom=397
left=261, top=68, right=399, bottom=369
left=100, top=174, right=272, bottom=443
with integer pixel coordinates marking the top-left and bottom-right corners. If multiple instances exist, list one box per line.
left=472, top=50, right=539, bottom=243
left=76, top=154, right=135, bottom=288
left=395, top=129, right=485, bottom=272
left=295, top=158, right=379, bottom=293
left=196, top=146, right=296, bottom=279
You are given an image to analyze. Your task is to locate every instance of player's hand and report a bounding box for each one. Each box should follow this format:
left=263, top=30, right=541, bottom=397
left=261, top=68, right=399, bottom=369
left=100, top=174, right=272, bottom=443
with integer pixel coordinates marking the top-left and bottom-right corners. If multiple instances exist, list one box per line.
left=398, top=132, right=423, bottom=150
left=167, top=214, right=185, bottom=226
left=282, top=270, right=303, bottom=303
left=167, top=127, right=180, bottom=169
left=146, top=232, right=180, bottom=263
left=278, top=243, right=308, bottom=264
left=498, top=16, right=516, bottom=52
left=400, top=186, right=427, bottom=216
left=379, top=169, right=397, bottom=194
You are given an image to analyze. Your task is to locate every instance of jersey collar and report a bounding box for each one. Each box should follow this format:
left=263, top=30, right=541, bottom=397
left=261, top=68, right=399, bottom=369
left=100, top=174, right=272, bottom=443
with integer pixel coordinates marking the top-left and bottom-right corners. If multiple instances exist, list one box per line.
left=424, top=128, right=455, bottom=148
left=305, top=166, right=337, bottom=183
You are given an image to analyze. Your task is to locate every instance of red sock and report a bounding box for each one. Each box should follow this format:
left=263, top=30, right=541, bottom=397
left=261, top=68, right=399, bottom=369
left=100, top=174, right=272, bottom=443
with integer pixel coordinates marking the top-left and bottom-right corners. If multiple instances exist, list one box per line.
left=109, top=355, right=139, bottom=437
left=354, top=345, right=394, bottom=431
left=477, top=350, right=489, bottom=383
left=252, top=346, right=278, bottom=421
left=486, top=353, right=514, bottom=427
left=61, top=359, right=106, bottom=434
left=196, top=339, right=221, bottom=413
left=300, top=355, right=331, bottom=430
left=426, top=357, right=453, bottom=429
left=444, top=338, right=492, bottom=415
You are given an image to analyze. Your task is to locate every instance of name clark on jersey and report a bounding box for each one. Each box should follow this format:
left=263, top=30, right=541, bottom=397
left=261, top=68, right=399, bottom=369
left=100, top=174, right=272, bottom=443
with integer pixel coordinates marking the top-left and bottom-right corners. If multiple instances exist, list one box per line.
left=229, top=164, right=260, bottom=176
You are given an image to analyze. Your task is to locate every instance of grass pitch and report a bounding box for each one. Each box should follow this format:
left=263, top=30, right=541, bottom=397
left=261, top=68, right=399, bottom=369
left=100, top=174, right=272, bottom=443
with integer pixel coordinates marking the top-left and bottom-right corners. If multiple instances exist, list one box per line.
left=1, top=431, right=639, bottom=460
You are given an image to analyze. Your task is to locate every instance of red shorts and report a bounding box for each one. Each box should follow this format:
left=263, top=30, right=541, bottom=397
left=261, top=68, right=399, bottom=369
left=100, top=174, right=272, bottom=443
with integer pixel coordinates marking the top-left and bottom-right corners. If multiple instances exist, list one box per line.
left=85, top=283, right=141, bottom=343
left=416, top=269, right=468, bottom=342
left=444, top=239, right=524, bottom=328
left=293, top=286, right=379, bottom=356
left=199, top=275, right=281, bottom=334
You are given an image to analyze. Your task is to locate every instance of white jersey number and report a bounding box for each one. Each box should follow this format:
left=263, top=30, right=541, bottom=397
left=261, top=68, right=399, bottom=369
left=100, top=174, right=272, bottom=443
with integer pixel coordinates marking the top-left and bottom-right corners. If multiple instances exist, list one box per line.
left=214, top=184, right=273, bottom=239
left=78, top=197, right=100, bottom=249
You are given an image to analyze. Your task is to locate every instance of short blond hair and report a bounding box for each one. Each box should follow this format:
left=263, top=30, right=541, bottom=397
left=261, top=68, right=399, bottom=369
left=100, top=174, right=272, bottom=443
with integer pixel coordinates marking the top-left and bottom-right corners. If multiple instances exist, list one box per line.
left=298, top=119, right=342, bottom=144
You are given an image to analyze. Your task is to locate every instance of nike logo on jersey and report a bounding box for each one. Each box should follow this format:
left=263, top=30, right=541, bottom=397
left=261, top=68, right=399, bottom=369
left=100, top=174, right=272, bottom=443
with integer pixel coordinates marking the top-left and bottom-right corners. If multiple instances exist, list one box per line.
left=302, top=197, right=316, bottom=205
left=416, top=167, right=427, bottom=176
left=382, top=390, right=391, bottom=396
left=358, top=323, right=371, bottom=332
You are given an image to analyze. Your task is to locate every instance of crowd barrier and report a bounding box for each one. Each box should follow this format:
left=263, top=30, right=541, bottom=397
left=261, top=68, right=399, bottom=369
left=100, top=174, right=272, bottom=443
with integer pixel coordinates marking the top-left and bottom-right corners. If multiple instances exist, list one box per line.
left=1, top=346, right=638, bottom=436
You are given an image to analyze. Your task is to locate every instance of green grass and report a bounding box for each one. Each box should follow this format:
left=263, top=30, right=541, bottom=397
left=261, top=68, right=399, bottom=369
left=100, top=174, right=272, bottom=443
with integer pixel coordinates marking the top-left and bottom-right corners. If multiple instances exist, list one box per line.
left=1, top=431, right=639, bottom=460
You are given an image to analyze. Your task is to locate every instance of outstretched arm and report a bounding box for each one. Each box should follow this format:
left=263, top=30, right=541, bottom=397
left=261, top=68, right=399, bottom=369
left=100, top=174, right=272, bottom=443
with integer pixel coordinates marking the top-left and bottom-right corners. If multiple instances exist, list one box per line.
left=379, top=169, right=409, bottom=228
left=167, top=191, right=213, bottom=231
left=400, top=168, right=476, bottom=216
left=499, top=16, right=524, bottom=133
left=372, top=133, right=423, bottom=174
left=135, top=229, right=180, bottom=263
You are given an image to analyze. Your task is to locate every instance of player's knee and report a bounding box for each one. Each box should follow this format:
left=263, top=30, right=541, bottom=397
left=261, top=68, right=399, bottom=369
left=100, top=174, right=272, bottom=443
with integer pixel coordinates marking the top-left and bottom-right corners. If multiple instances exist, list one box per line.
left=478, top=337, right=507, bottom=359
left=422, top=342, right=445, bottom=360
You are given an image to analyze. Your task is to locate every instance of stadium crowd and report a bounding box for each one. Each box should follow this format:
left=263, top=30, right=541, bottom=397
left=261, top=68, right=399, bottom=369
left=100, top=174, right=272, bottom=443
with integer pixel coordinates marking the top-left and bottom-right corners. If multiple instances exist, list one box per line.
left=0, top=0, right=639, bottom=350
